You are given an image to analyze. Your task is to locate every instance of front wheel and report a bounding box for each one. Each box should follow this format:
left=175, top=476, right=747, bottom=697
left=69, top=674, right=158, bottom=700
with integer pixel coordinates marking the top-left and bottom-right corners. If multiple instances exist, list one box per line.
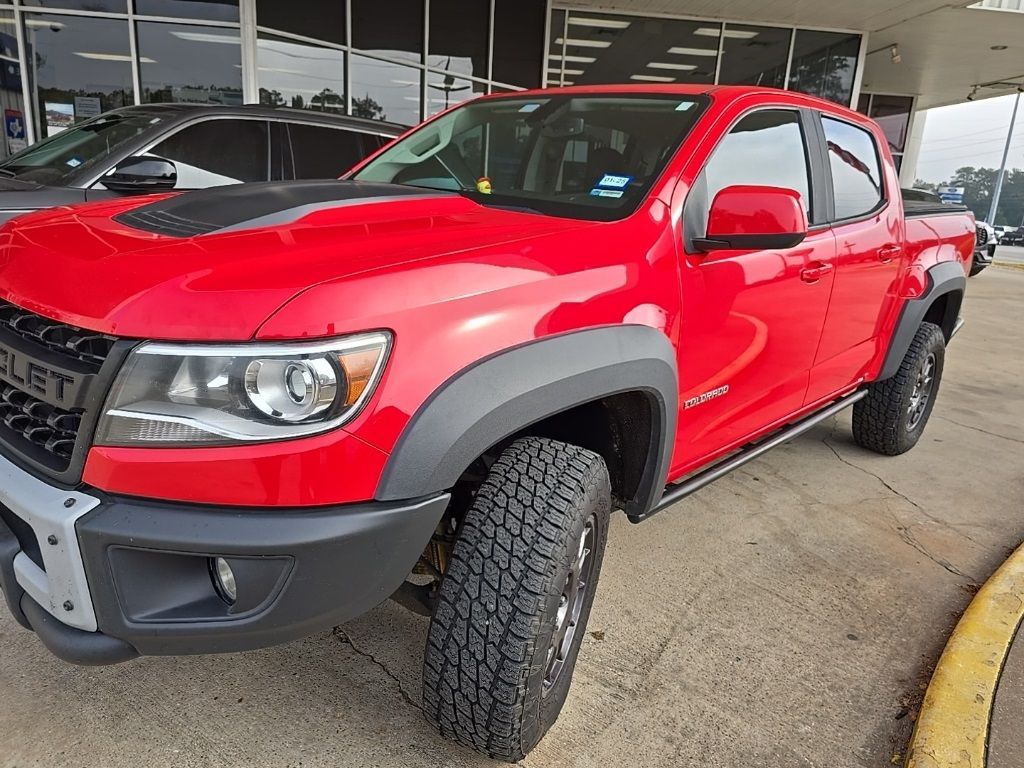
left=422, top=437, right=611, bottom=762
left=852, top=322, right=946, bottom=455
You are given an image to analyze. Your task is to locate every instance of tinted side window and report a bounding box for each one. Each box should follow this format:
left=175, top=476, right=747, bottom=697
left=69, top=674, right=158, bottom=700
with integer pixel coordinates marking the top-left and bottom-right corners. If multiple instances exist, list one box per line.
left=821, top=116, right=883, bottom=220
left=704, top=109, right=811, bottom=218
left=288, top=124, right=368, bottom=179
left=149, top=119, right=270, bottom=188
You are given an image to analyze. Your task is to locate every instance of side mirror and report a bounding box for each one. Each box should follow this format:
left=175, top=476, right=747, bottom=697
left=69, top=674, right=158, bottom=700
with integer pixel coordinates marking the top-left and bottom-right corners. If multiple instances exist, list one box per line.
left=102, top=155, right=177, bottom=194
left=695, top=185, right=808, bottom=253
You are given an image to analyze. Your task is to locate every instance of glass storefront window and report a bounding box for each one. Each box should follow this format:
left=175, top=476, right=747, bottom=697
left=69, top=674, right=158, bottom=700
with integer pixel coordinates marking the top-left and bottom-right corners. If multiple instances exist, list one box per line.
left=788, top=30, right=860, bottom=106
left=257, top=35, right=345, bottom=112
left=717, top=24, right=792, bottom=89
left=137, top=21, right=243, bottom=104
left=868, top=94, right=914, bottom=154
left=0, top=10, right=25, bottom=160
left=134, top=1, right=239, bottom=22
left=428, top=0, right=488, bottom=81
left=24, top=13, right=133, bottom=141
left=424, top=73, right=484, bottom=117
left=350, top=54, right=420, bottom=126
left=21, top=1, right=127, bottom=11
left=548, top=12, right=719, bottom=87
left=352, top=0, right=423, bottom=65
left=493, top=0, right=545, bottom=89
left=255, top=0, right=346, bottom=46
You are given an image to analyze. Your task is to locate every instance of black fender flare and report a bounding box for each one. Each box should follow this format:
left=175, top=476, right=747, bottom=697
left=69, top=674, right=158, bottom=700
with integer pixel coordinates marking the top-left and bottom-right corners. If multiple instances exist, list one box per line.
left=879, top=260, right=966, bottom=381
left=375, top=325, right=678, bottom=517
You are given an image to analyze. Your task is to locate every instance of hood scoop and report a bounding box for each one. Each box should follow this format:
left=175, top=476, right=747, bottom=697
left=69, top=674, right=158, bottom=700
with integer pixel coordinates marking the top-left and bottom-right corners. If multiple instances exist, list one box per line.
left=113, top=180, right=451, bottom=238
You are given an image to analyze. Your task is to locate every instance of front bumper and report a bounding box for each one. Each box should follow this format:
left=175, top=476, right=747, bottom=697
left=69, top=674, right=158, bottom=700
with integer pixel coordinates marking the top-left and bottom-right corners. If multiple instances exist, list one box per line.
left=0, top=451, right=449, bottom=665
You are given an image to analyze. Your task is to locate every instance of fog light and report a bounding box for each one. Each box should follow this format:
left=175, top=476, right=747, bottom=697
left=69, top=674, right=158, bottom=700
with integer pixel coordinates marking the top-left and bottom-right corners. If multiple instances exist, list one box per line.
left=211, top=557, right=237, bottom=604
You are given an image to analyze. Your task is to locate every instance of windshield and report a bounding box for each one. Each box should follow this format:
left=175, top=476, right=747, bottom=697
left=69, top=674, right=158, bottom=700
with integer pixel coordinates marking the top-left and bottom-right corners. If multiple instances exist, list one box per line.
left=0, top=112, right=163, bottom=185
left=353, top=94, right=707, bottom=221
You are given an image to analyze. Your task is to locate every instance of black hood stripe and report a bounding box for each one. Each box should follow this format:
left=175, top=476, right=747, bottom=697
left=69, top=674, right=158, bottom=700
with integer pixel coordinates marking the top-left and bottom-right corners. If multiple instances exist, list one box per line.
left=114, top=180, right=454, bottom=238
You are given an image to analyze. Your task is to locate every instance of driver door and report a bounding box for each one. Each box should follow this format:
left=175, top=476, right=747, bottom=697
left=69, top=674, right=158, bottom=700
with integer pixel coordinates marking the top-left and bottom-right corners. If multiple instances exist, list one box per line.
left=671, top=108, right=837, bottom=476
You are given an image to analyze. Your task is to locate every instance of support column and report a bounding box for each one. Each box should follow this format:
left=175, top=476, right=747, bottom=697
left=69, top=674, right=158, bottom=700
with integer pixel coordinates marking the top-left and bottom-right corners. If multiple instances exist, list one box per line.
left=900, top=108, right=927, bottom=187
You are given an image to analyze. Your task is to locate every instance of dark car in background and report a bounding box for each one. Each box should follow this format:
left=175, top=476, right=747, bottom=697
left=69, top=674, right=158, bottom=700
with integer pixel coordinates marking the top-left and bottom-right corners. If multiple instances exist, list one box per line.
left=0, top=104, right=404, bottom=225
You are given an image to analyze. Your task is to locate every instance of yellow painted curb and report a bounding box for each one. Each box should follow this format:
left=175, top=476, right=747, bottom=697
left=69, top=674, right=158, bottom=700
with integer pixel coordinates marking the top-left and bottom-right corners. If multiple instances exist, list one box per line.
left=906, top=543, right=1024, bottom=768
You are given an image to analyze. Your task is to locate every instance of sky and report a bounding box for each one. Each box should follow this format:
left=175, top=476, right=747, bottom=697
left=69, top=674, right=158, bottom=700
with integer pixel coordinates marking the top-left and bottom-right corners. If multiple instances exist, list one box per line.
left=915, top=92, right=1024, bottom=184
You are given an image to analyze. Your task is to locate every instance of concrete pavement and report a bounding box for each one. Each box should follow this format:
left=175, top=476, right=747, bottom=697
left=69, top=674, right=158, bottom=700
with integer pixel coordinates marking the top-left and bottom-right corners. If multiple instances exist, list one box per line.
left=995, top=244, right=1024, bottom=266
left=1, top=267, right=1023, bottom=768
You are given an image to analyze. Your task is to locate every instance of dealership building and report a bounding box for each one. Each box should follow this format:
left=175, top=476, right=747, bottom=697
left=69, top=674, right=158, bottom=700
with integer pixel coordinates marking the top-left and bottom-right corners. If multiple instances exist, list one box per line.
left=0, top=0, right=1022, bottom=185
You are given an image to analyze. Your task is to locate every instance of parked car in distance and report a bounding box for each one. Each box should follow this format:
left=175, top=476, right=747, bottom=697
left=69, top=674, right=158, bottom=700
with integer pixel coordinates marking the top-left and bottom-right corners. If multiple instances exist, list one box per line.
left=0, top=104, right=404, bottom=225
left=972, top=221, right=997, bottom=276
left=1000, top=226, right=1024, bottom=246
left=0, top=85, right=975, bottom=762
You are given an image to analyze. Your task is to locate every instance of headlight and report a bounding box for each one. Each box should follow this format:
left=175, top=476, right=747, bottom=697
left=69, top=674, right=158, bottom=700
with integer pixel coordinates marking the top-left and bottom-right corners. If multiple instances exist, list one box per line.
left=95, top=332, right=390, bottom=446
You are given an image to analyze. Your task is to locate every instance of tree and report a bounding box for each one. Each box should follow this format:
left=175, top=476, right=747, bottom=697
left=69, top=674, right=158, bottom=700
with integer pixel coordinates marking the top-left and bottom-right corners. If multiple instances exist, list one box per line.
left=259, top=88, right=286, bottom=107
left=352, top=94, right=386, bottom=121
left=937, top=166, right=1024, bottom=226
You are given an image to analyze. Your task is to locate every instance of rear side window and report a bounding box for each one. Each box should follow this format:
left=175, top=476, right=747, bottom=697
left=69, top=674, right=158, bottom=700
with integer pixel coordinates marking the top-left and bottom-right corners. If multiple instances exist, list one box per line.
left=703, top=109, right=812, bottom=219
left=149, top=119, right=270, bottom=189
left=821, top=116, right=883, bottom=220
left=288, top=123, right=370, bottom=179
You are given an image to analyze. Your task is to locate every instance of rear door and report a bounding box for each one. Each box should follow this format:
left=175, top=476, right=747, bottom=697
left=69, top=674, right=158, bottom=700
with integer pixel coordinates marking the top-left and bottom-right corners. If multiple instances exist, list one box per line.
left=285, top=123, right=381, bottom=179
left=805, top=114, right=905, bottom=403
left=672, top=107, right=837, bottom=475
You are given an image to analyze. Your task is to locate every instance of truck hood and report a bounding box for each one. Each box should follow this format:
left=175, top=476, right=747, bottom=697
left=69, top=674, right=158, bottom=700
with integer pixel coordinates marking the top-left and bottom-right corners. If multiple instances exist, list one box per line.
left=0, top=181, right=595, bottom=340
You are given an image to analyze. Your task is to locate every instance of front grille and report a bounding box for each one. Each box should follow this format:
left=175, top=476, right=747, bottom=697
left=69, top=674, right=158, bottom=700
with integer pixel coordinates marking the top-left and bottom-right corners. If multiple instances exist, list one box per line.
left=0, top=301, right=119, bottom=476
left=0, top=300, right=115, bottom=366
left=976, top=226, right=990, bottom=247
left=0, top=381, right=80, bottom=465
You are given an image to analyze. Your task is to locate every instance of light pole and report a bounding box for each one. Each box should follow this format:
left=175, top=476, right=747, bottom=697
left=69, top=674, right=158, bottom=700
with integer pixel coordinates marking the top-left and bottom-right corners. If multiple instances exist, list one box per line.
left=987, top=89, right=1021, bottom=226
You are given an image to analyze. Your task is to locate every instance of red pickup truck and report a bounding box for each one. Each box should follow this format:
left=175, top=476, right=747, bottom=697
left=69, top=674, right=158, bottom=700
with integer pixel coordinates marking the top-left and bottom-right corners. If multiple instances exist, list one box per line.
left=0, top=86, right=973, bottom=760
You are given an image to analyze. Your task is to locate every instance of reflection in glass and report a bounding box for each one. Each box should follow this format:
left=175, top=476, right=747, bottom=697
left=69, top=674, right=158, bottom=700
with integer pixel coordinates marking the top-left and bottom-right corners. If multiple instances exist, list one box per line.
left=137, top=21, right=242, bottom=104
left=550, top=12, right=718, bottom=87
left=425, top=73, right=484, bottom=117
left=21, top=0, right=126, bottom=11
left=351, top=0, right=423, bottom=64
left=257, top=35, right=345, bottom=112
left=822, top=116, right=883, bottom=219
left=24, top=13, right=133, bottom=140
left=788, top=30, right=861, bottom=106
left=717, top=24, right=791, bottom=88
left=868, top=94, right=914, bottom=154
left=350, top=55, right=420, bottom=126
left=134, top=0, right=239, bottom=22
left=493, top=0, right=546, bottom=89
left=0, top=10, right=25, bottom=159
left=428, top=0, right=487, bottom=80
left=255, top=0, right=345, bottom=46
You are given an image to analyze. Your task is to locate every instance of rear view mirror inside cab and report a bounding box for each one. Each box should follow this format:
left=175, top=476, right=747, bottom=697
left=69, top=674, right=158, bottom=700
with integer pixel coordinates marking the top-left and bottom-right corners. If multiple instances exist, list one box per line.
left=694, top=184, right=809, bottom=253
left=540, top=117, right=586, bottom=139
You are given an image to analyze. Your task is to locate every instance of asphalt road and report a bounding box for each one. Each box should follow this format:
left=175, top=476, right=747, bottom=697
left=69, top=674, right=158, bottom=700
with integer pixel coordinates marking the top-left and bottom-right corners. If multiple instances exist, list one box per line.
left=996, top=244, right=1024, bottom=266
left=2, top=268, right=1023, bottom=768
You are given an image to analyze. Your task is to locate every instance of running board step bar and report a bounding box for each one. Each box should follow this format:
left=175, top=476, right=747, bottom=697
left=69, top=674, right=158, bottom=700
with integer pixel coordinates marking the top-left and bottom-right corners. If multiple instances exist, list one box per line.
left=632, top=389, right=868, bottom=523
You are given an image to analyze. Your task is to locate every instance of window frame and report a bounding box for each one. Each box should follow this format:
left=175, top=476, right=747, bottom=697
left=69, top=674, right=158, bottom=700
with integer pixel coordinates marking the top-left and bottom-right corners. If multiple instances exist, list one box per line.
left=284, top=121, right=374, bottom=180
left=683, top=104, right=828, bottom=251
left=815, top=111, right=889, bottom=226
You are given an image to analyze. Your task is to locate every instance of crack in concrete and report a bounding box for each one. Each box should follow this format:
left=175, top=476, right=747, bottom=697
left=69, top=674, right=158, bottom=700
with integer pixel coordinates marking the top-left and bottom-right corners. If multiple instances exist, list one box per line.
left=822, top=422, right=974, bottom=580
left=937, top=415, right=1024, bottom=445
left=333, top=627, right=422, bottom=712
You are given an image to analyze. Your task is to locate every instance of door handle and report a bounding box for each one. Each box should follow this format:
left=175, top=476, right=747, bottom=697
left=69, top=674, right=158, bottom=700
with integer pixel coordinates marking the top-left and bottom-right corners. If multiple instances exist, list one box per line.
left=878, top=244, right=902, bottom=263
left=800, top=262, right=834, bottom=284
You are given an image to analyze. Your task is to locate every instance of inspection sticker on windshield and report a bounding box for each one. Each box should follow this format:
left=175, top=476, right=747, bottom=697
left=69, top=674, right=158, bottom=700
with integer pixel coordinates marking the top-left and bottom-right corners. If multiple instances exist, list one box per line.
left=676, top=101, right=695, bottom=111
left=595, top=174, right=632, bottom=190
left=65, top=157, right=83, bottom=168
left=590, top=188, right=624, bottom=199
left=519, top=103, right=541, bottom=113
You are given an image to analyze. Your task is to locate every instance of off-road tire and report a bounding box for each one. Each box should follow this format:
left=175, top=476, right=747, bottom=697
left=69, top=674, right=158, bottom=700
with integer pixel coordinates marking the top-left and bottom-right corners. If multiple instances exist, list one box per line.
left=852, top=321, right=946, bottom=455
left=423, top=437, right=611, bottom=762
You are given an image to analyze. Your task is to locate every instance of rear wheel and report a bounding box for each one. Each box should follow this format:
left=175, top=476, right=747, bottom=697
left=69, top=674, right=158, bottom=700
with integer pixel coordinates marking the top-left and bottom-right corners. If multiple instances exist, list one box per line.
left=852, top=322, right=946, bottom=455
left=422, top=437, right=611, bottom=762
